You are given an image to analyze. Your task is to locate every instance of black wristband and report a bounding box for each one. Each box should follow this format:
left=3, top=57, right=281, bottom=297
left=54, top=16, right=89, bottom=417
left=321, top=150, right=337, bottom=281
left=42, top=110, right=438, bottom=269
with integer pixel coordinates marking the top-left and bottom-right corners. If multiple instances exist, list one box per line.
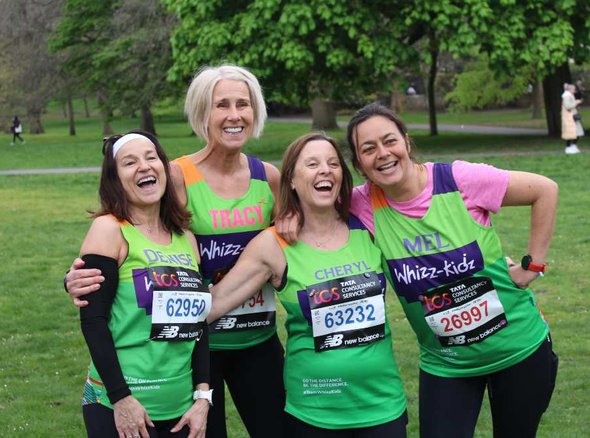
left=63, top=269, right=71, bottom=293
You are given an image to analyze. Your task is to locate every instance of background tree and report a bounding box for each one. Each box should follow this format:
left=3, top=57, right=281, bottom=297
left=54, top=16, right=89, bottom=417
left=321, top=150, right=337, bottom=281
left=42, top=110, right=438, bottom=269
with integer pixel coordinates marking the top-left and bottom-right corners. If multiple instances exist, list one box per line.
left=479, top=0, right=590, bottom=136
left=164, top=0, right=414, bottom=130
left=50, top=0, right=179, bottom=135
left=444, top=55, right=528, bottom=112
left=399, top=0, right=495, bottom=135
left=0, top=0, right=64, bottom=134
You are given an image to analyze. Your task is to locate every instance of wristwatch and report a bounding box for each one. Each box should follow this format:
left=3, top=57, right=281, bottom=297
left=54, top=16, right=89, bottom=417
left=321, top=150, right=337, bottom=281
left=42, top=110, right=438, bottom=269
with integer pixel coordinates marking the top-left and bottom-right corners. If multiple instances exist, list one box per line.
left=521, top=255, right=546, bottom=276
left=193, top=389, right=213, bottom=406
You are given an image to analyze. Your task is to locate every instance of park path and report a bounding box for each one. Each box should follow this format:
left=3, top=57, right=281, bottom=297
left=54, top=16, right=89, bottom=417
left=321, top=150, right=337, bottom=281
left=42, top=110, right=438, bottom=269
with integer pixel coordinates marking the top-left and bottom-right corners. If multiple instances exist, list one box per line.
left=269, top=117, right=547, bottom=136
left=0, top=120, right=576, bottom=176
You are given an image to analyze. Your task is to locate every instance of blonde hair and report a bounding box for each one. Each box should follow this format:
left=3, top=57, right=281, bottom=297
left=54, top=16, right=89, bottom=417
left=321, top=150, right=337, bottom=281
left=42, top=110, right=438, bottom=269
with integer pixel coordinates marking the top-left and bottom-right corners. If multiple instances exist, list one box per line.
left=184, top=64, right=267, bottom=140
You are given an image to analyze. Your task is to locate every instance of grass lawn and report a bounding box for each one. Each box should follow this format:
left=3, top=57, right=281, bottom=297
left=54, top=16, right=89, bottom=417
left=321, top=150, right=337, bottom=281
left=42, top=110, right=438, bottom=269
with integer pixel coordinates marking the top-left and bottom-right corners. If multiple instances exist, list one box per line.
left=1, top=105, right=588, bottom=437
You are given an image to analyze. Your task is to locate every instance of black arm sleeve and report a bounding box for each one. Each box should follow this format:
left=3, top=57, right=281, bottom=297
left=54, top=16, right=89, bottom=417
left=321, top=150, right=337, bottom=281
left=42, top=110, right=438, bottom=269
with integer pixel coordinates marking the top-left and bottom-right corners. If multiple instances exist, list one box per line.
left=79, top=254, right=131, bottom=405
left=192, top=323, right=210, bottom=387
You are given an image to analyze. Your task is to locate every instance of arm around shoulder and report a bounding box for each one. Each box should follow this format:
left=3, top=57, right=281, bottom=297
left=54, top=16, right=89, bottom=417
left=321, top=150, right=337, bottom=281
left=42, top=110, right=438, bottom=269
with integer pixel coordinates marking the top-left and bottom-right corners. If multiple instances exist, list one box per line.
left=209, top=229, right=285, bottom=321
left=263, top=161, right=281, bottom=218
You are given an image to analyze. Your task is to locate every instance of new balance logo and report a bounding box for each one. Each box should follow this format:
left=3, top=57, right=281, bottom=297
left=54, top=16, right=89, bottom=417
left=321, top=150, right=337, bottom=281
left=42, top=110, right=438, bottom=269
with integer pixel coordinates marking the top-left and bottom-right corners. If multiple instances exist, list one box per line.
left=321, top=334, right=343, bottom=349
left=215, top=317, right=237, bottom=330
left=158, top=326, right=179, bottom=339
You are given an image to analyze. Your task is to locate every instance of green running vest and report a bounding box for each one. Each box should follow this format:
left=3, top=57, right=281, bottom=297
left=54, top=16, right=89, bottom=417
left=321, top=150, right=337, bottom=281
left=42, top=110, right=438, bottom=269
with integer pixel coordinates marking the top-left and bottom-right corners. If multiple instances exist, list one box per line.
left=175, top=155, right=276, bottom=350
left=83, top=220, right=210, bottom=420
left=271, top=223, right=407, bottom=429
left=370, top=163, right=548, bottom=377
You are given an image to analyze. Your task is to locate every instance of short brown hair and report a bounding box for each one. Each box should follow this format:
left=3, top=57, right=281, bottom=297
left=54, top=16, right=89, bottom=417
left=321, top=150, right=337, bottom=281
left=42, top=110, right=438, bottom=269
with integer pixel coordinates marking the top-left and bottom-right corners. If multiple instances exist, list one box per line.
left=95, top=130, right=191, bottom=235
left=346, top=102, right=417, bottom=174
left=276, top=132, right=352, bottom=228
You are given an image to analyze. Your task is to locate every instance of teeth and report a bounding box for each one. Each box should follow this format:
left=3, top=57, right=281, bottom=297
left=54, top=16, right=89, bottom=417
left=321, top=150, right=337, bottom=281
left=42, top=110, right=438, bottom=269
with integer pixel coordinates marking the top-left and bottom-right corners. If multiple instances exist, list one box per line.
left=224, top=127, right=243, bottom=134
left=137, top=176, right=156, bottom=185
left=314, top=181, right=333, bottom=190
left=377, top=162, right=397, bottom=171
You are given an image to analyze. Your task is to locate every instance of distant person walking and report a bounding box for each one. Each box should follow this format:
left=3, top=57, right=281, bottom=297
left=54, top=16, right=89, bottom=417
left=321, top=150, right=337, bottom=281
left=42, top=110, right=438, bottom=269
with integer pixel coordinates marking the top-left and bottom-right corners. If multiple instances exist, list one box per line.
left=561, top=83, right=583, bottom=154
left=10, top=116, right=25, bottom=145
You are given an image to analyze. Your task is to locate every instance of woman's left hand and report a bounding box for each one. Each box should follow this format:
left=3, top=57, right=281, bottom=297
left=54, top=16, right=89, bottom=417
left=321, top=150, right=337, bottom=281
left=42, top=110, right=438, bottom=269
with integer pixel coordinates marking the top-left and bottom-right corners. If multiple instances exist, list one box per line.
left=506, top=256, right=540, bottom=289
left=170, top=399, right=209, bottom=438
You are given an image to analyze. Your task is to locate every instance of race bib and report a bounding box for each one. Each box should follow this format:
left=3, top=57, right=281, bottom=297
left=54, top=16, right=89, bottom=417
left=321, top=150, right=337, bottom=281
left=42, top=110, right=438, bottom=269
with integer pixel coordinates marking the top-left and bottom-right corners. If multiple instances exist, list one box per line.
left=307, top=272, right=386, bottom=352
left=422, top=276, right=508, bottom=346
left=148, top=266, right=211, bottom=341
left=209, top=283, right=276, bottom=332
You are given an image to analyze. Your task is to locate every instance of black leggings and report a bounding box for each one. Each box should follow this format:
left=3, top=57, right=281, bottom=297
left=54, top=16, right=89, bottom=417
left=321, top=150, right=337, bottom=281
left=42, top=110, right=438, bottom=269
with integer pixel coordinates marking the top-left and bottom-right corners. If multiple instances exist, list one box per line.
left=419, top=336, right=558, bottom=438
left=12, top=132, right=23, bottom=143
left=83, top=403, right=189, bottom=438
left=207, top=333, right=285, bottom=438
left=566, top=138, right=579, bottom=146
left=283, top=411, right=408, bottom=438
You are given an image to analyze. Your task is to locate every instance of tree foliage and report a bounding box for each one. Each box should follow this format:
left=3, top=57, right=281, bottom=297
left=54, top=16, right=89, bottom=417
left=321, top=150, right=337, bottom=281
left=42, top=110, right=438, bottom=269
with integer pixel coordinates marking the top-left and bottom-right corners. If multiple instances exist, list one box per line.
left=164, top=0, right=414, bottom=128
left=50, top=0, right=179, bottom=134
left=445, top=56, right=529, bottom=112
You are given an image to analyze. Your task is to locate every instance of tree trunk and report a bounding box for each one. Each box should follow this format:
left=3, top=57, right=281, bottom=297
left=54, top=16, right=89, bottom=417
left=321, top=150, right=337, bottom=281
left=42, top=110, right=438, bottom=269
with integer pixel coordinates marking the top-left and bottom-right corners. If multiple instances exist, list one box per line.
left=66, top=96, right=76, bottom=136
left=83, top=96, right=90, bottom=118
left=27, top=111, right=44, bottom=134
left=141, top=105, right=156, bottom=135
left=97, top=90, right=113, bottom=136
left=542, top=62, right=571, bottom=137
left=427, top=34, right=439, bottom=136
left=532, top=79, right=543, bottom=119
left=390, top=79, right=404, bottom=113
left=311, top=97, right=338, bottom=130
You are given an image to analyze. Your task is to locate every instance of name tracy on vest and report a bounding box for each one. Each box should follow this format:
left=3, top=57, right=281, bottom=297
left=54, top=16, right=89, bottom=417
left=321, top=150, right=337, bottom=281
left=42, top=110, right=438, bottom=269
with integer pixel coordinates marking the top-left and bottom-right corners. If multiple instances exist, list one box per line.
left=314, top=261, right=372, bottom=281
left=403, top=232, right=450, bottom=254
left=209, top=205, right=264, bottom=230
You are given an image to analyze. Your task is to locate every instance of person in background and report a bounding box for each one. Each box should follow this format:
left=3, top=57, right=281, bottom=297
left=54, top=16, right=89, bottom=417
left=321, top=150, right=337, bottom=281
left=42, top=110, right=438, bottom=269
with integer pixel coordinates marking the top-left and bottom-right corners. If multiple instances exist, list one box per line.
left=562, top=83, right=583, bottom=154
left=209, top=132, right=408, bottom=437
left=78, top=131, right=211, bottom=438
left=10, top=115, right=25, bottom=145
left=65, top=65, right=285, bottom=438
left=278, top=103, right=559, bottom=438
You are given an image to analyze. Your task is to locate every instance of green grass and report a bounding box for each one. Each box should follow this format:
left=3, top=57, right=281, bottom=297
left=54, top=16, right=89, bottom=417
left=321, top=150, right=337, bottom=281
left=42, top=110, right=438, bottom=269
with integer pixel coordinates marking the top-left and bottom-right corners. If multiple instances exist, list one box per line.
left=1, top=106, right=588, bottom=437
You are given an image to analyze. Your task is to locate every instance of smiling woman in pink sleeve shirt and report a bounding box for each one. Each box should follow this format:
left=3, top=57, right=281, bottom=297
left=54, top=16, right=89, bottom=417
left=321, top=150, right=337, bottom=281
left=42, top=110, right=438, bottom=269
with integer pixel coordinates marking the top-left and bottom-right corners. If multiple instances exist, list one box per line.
left=345, top=102, right=559, bottom=438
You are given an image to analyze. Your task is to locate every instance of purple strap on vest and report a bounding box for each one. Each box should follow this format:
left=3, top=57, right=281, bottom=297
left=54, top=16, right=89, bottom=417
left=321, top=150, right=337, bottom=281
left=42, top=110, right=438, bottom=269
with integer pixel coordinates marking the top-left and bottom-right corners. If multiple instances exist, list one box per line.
left=247, top=155, right=267, bottom=181
left=432, top=162, right=458, bottom=195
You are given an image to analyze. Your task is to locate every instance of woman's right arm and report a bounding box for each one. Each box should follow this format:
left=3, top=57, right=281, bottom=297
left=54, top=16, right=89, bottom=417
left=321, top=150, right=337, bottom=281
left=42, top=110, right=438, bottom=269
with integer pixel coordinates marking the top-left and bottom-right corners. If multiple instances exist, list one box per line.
left=79, top=216, right=153, bottom=437
left=208, top=229, right=286, bottom=321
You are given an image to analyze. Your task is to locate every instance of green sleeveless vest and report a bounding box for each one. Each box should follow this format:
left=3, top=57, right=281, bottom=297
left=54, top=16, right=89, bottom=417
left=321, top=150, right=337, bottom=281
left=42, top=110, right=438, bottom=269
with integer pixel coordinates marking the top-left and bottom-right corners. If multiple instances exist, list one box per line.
left=175, top=155, right=276, bottom=350
left=272, top=224, right=407, bottom=429
left=83, top=221, right=211, bottom=420
left=371, top=163, right=548, bottom=377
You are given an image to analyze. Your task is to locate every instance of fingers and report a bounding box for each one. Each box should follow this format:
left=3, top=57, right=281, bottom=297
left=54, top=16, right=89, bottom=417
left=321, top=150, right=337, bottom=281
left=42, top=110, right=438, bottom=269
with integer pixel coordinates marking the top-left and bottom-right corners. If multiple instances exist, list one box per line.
left=170, top=416, right=187, bottom=433
left=66, top=272, right=104, bottom=299
left=71, top=257, right=86, bottom=270
left=73, top=297, right=89, bottom=308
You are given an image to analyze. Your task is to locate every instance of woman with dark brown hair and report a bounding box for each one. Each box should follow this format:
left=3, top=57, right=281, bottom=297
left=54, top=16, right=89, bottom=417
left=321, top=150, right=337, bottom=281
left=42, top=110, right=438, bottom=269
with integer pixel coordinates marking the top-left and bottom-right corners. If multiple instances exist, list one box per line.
left=77, top=131, right=211, bottom=438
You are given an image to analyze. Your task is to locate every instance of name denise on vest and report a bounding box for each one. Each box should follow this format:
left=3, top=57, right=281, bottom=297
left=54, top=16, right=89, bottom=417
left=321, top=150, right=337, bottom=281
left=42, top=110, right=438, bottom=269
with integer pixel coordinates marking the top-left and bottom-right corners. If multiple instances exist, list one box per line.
left=143, top=249, right=196, bottom=268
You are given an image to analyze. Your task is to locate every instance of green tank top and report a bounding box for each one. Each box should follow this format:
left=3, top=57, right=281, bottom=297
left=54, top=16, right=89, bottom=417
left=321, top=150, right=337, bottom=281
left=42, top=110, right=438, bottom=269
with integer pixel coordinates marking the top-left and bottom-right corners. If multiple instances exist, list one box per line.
left=83, top=220, right=211, bottom=420
left=175, top=155, right=276, bottom=350
left=370, top=163, right=548, bottom=377
left=271, top=223, right=406, bottom=429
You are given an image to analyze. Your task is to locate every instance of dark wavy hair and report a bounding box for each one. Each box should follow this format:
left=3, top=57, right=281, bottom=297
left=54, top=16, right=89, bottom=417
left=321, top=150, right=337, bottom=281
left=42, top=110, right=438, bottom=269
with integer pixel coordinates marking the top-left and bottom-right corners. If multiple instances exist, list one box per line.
left=276, top=132, right=352, bottom=228
left=94, top=130, right=191, bottom=235
left=346, top=102, right=418, bottom=174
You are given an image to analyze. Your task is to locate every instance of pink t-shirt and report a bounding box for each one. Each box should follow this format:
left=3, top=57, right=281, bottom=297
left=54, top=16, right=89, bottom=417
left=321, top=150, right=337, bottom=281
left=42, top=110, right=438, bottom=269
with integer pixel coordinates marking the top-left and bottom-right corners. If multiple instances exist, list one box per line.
left=351, top=161, right=510, bottom=234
